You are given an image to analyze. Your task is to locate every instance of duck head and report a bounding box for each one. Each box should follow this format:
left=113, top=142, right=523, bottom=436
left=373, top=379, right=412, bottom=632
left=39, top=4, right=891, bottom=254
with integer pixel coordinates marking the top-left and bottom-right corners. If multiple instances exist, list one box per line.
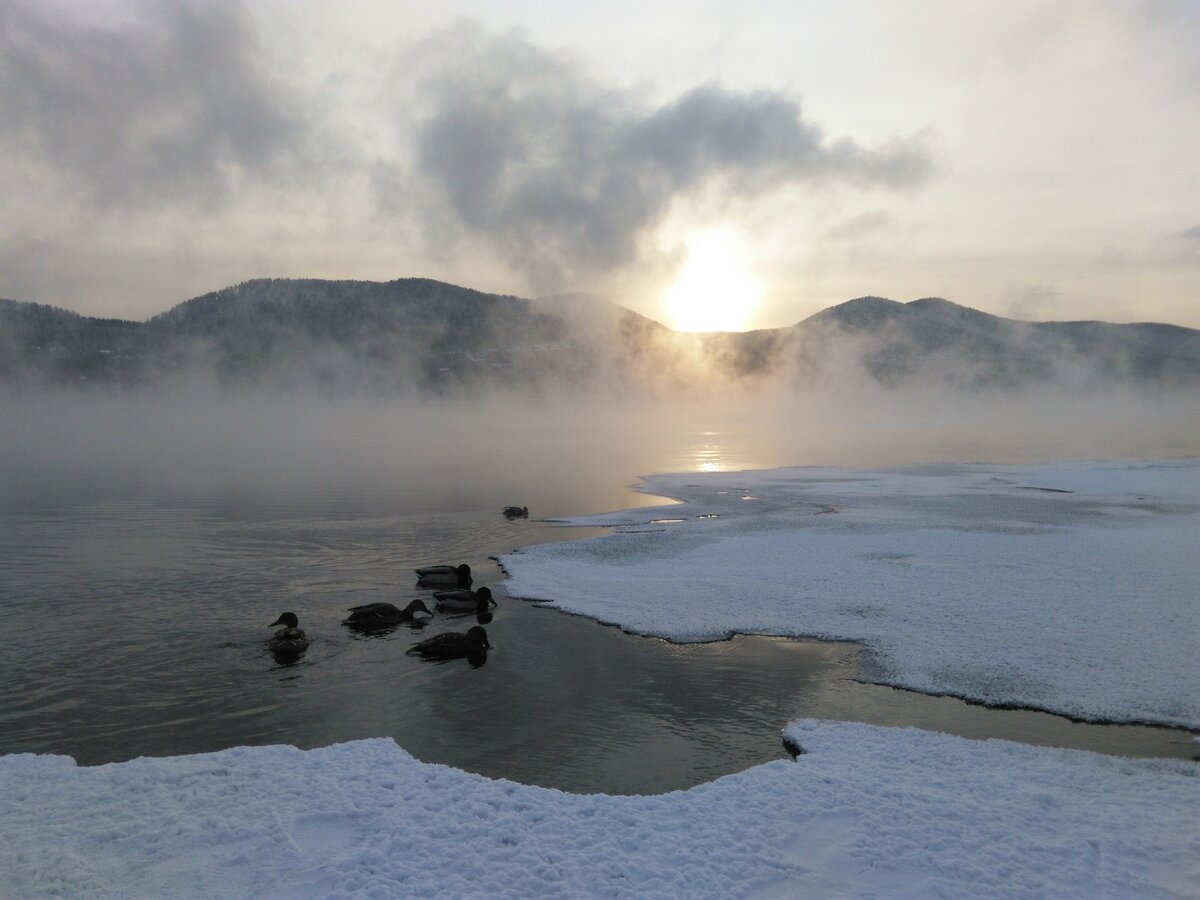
left=466, top=625, right=492, bottom=649
left=456, top=563, right=471, bottom=585
left=404, top=599, right=433, bottom=618
left=474, top=587, right=496, bottom=611
left=269, top=612, right=300, bottom=629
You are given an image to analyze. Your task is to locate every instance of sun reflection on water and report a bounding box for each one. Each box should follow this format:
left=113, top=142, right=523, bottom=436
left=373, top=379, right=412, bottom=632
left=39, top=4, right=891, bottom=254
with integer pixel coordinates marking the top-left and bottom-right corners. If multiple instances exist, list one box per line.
left=691, top=432, right=727, bottom=473
left=680, top=427, right=784, bottom=475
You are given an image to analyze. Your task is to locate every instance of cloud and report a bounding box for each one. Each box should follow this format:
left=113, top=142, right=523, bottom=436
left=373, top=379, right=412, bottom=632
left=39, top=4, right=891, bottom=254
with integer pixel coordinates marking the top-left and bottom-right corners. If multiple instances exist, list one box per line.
left=0, top=0, right=305, bottom=208
left=0, top=12, right=938, bottom=312
left=1179, top=224, right=1200, bottom=243
left=382, top=23, right=934, bottom=292
left=822, top=211, right=895, bottom=242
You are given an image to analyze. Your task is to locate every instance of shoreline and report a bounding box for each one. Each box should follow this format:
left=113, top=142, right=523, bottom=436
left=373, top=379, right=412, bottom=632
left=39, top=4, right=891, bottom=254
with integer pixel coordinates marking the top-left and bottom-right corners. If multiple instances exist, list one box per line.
left=500, top=457, right=1200, bottom=731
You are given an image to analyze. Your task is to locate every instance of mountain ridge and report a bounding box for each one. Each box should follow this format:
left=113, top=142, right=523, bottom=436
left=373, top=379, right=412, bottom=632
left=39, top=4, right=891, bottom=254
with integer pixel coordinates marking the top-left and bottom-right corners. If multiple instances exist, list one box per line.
left=2, top=278, right=1198, bottom=394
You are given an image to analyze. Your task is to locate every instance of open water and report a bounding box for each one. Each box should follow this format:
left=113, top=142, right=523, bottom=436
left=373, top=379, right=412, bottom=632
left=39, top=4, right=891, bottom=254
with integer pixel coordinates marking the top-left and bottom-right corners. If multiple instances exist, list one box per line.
left=1, top=415, right=1195, bottom=793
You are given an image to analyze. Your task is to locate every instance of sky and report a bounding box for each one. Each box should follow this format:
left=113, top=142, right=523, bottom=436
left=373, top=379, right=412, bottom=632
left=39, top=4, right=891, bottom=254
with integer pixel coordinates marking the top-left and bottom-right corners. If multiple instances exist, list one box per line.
left=1, top=0, right=1197, bottom=331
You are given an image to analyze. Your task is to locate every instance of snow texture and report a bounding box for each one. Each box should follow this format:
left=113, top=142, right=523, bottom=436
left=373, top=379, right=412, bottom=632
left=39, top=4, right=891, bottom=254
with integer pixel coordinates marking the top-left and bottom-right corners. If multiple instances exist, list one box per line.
left=501, top=459, right=1200, bottom=728
left=0, top=723, right=1196, bottom=899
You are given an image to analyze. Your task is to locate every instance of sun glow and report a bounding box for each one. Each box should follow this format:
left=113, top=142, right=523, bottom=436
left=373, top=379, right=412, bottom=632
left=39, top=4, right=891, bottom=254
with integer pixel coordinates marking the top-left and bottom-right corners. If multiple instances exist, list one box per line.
left=662, top=229, right=763, bottom=332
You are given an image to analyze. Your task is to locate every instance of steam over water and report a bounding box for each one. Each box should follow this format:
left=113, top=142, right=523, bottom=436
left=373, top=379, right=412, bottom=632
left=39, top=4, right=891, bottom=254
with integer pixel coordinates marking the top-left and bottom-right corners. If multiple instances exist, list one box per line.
left=1, top=388, right=1198, bottom=792
left=5, top=386, right=1200, bottom=504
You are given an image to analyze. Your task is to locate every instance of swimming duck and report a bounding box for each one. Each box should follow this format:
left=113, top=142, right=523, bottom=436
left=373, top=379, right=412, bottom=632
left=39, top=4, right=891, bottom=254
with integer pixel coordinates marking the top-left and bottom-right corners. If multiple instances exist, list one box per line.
left=503, top=506, right=529, bottom=519
left=433, top=586, right=497, bottom=614
left=408, top=625, right=492, bottom=660
left=415, top=563, right=472, bottom=588
left=344, top=598, right=433, bottom=628
left=268, top=612, right=310, bottom=654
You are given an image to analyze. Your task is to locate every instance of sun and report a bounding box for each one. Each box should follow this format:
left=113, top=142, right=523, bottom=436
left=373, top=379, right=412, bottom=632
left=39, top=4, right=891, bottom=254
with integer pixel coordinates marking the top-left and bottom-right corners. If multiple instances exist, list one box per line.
left=661, top=229, right=763, bottom=332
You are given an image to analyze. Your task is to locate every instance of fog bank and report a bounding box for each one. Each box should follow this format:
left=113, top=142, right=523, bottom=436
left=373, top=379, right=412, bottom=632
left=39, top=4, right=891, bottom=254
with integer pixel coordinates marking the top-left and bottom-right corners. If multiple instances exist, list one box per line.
left=5, top=385, right=1199, bottom=509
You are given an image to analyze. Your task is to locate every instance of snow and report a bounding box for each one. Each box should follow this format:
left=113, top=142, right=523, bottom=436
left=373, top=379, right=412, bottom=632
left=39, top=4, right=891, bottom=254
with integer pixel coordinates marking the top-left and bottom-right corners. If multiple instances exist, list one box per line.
left=501, top=458, right=1200, bottom=728
left=2, top=458, right=1198, bottom=897
left=1, top=723, right=1196, bottom=898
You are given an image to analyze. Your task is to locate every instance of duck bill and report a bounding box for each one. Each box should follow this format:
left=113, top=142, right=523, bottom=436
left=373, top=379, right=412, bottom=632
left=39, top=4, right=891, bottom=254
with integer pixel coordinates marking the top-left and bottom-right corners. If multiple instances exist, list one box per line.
left=268, top=616, right=287, bottom=627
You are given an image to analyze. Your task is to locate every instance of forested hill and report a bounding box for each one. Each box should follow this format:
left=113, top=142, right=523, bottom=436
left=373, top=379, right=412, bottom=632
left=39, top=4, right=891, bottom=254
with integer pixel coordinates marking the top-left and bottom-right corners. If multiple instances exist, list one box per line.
left=2, top=278, right=1198, bottom=394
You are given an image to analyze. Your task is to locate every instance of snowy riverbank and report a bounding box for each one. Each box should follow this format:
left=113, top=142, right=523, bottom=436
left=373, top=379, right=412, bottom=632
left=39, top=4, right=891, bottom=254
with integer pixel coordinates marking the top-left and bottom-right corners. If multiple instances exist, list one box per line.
left=502, top=458, right=1200, bottom=728
left=1, top=721, right=1196, bottom=898
left=1, top=458, right=1197, bottom=897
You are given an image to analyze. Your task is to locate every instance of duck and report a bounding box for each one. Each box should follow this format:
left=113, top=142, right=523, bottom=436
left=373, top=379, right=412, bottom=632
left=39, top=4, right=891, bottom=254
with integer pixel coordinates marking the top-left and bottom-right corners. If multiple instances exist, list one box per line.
left=433, top=586, right=497, bottom=614
left=415, top=563, right=472, bottom=588
left=344, top=598, right=433, bottom=628
left=408, top=625, right=492, bottom=660
left=268, top=612, right=310, bottom=654
left=502, top=506, right=529, bottom=519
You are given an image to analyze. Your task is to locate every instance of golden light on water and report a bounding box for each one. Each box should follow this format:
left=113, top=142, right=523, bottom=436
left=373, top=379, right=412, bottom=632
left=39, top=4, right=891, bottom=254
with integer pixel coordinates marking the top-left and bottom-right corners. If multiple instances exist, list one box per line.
left=692, top=431, right=727, bottom=472
left=662, top=228, right=763, bottom=333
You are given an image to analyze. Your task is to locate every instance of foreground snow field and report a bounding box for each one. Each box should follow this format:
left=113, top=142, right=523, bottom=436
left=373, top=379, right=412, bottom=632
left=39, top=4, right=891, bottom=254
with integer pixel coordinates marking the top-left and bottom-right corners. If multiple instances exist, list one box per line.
left=1, top=721, right=1196, bottom=898
left=2, top=459, right=1197, bottom=898
left=502, top=458, right=1200, bottom=728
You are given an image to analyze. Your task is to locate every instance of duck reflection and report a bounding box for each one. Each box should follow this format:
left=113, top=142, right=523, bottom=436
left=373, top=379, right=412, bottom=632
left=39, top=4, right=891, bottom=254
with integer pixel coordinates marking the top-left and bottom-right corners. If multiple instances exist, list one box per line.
left=270, top=648, right=306, bottom=668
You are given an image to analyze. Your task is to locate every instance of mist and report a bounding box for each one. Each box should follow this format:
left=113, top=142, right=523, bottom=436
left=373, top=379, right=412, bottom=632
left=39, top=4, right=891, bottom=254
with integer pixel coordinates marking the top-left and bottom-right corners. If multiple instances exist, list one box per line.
left=6, top=378, right=1199, bottom=514
left=6, top=274, right=1200, bottom=510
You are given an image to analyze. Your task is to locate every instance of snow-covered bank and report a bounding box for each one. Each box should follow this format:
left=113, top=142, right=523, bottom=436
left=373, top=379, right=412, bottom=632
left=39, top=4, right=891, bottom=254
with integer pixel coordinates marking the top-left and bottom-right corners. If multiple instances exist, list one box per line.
left=501, top=459, right=1200, bottom=728
left=1, top=722, right=1196, bottom=899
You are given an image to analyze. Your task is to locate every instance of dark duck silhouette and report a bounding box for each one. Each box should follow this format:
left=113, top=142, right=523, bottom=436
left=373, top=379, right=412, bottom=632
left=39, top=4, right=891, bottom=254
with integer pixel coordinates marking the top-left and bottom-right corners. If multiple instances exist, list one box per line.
left=408, top=625, right=492, bottom=661
left=343, top=598, right=433, bottom=628
left=432, top=586, right=497, bottom=614
left=503, top=506, right=529, bottom=519
left=415, top=563, right=472, bottom=588
left=267, top=612, right=309, bottom=654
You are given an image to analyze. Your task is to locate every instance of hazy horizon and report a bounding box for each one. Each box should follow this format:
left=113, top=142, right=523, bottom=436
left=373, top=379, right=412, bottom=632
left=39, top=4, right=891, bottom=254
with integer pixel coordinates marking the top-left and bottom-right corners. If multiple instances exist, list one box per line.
left=6, top=383, right=1200, bottom=511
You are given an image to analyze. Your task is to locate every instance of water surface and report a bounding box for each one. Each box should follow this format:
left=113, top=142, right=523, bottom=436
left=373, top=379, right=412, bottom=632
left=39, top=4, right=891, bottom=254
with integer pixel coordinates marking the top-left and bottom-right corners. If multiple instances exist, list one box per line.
left=4, top=401, right=1199, bottom=792
left=1, top=479, right=1193, bottom=794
